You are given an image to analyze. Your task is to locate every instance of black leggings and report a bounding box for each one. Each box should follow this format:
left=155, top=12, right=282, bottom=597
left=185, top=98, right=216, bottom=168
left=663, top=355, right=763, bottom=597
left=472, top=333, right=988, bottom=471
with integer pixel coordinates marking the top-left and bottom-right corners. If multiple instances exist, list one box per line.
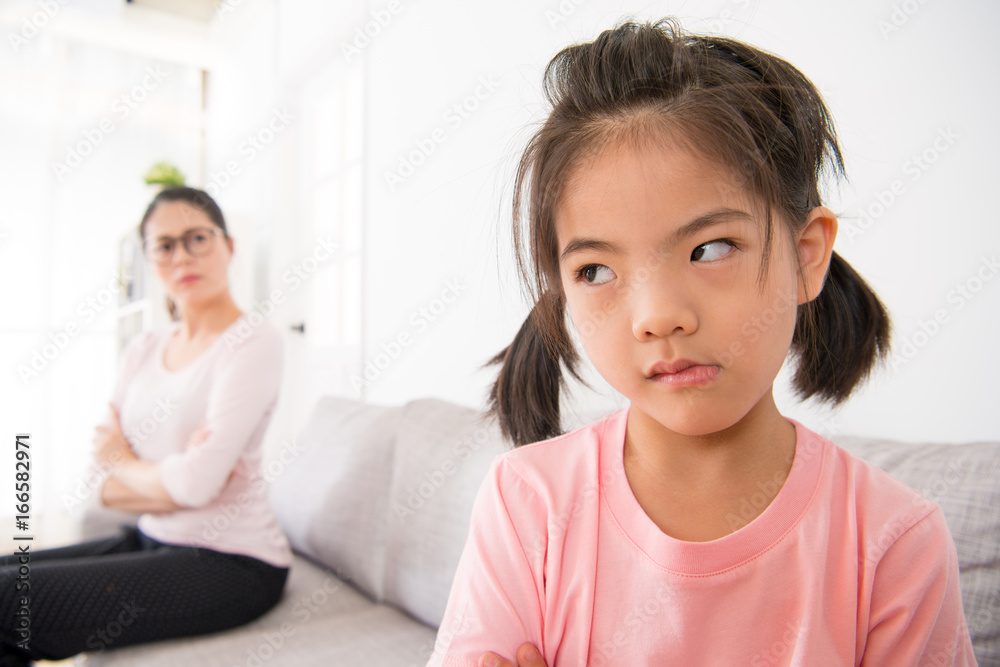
left=0, top=526, right=288, bottom=665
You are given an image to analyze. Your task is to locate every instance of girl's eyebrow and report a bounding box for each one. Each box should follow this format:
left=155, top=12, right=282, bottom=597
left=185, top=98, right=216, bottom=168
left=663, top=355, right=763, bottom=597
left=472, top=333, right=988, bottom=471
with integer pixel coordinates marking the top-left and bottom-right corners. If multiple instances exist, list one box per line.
left=560, top=238, right=622, bottom=262
left=668, top=207, right=754, bottom=247
left=559, top=207, right=753, bottom=263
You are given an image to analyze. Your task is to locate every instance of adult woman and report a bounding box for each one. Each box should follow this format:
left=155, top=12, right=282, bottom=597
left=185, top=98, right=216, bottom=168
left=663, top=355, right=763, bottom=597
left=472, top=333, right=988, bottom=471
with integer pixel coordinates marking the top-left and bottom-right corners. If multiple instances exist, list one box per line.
left=0, top=187, right=290, bottom=664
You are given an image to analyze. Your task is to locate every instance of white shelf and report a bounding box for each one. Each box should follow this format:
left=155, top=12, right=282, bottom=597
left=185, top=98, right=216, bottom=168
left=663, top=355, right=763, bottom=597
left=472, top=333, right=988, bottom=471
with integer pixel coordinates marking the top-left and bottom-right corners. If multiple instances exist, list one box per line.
left=117, top=230, right=169, bottom=352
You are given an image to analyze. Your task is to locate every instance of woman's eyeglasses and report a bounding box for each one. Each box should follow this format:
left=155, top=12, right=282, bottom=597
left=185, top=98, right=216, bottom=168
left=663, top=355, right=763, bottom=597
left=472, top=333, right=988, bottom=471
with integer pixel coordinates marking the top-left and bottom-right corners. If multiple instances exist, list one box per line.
left=143, top=227, right=223, bottom=265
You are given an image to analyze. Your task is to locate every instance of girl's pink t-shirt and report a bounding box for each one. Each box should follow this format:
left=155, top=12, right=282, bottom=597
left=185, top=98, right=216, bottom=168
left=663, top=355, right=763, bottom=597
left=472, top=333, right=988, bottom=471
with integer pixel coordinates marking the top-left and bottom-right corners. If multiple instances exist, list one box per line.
left=429, top=409, right=976, bottom=666
left=104, top=314, right=292, bottom=567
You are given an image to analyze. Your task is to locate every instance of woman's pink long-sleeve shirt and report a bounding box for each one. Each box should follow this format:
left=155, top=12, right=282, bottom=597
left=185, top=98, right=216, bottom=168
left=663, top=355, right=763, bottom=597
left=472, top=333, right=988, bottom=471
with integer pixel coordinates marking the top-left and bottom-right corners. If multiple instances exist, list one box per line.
left=429, top=409, right=976, bottom=666
left=107, top=314, right=291, bottom=567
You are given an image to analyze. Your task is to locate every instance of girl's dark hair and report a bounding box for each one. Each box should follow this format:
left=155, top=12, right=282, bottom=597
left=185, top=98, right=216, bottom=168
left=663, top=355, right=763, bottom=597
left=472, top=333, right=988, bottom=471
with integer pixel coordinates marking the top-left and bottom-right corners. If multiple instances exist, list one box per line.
left=490, top=18, right=891, bottom=446
left=138, top=186, right=229, bottom=321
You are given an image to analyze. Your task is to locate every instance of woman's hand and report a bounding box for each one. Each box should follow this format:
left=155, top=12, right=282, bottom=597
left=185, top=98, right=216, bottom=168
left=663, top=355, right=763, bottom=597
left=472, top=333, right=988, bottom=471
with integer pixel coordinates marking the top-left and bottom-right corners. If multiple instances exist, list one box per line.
left=101, top=477, right=181, bottom=513
left=93, top=403, right=181, bottom=513
left=184, top=420, right=212, bottom=450
left=479, top=644, right=548, bottom=667
left=92, top=404, right=137, bottom=468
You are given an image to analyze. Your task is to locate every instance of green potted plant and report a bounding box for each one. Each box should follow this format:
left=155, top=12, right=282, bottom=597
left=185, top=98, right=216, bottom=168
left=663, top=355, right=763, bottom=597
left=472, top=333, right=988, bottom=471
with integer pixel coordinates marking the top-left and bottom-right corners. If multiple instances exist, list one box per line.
left=143, top=161, right=186, bottom=190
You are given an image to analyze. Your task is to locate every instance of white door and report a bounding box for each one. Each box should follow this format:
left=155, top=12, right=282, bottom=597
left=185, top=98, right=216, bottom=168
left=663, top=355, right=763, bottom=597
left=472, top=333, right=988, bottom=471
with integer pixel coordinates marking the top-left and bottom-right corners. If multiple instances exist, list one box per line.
left=262, top=56, right=366, bottom=439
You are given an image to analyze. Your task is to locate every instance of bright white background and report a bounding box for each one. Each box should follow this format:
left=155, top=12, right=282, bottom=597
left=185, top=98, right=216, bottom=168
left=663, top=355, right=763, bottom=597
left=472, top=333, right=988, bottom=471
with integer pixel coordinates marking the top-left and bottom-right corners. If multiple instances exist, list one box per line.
left=1, top=0, right=997, bottom=542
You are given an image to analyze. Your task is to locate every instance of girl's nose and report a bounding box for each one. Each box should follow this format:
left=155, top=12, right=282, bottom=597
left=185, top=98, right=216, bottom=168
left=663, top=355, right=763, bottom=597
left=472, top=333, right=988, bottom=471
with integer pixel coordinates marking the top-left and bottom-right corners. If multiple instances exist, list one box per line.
left=630, top=278, right=699, bottom=341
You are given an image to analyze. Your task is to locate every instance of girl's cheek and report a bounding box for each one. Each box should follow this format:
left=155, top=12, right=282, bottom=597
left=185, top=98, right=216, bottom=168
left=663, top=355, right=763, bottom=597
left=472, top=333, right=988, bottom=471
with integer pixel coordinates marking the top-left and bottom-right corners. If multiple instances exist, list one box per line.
left=566, top=303, right=596, bottom=344
left=572, top=303, right=620, bottom=349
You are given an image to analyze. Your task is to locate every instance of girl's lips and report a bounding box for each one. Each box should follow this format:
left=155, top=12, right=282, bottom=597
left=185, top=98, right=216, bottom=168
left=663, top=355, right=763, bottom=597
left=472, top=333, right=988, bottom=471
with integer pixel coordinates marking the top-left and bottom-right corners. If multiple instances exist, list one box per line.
left=178, top=275, right=201, bottom=285
left=648, top=363, right=720, bottom=387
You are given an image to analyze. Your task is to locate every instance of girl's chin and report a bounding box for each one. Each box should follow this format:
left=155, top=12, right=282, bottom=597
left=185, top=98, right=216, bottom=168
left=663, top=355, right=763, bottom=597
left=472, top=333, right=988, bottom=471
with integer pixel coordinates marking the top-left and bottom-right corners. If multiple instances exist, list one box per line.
left=631, top=402, right=747, bottom=438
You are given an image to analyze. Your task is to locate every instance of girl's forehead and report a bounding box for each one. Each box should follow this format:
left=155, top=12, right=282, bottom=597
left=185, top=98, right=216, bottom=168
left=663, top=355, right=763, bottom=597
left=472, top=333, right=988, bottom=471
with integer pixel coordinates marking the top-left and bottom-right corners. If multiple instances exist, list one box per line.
left=555, top=139, right=758, bottom=236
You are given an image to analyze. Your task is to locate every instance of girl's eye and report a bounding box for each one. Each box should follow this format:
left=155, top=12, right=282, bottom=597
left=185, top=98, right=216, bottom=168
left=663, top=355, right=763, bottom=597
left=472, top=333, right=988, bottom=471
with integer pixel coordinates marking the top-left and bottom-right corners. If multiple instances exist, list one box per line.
left=576, top=264, right=616, bottom=285
left=691, top=239, right=736, bottom=262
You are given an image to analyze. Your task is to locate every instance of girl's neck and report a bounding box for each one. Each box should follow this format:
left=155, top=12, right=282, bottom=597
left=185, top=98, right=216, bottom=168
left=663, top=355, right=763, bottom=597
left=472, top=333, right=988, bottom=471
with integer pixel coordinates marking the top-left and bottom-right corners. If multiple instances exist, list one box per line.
left=173, top=292, right=243, bottom=342
left=623, top=391, right=796, bottom=541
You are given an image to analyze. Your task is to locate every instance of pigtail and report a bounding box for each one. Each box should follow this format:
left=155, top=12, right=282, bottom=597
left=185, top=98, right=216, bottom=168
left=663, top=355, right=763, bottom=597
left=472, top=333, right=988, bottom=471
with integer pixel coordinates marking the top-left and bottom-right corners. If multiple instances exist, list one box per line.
left=488, top=291, right=581, bottom=447
left=791, top=251, right=891, bottom=403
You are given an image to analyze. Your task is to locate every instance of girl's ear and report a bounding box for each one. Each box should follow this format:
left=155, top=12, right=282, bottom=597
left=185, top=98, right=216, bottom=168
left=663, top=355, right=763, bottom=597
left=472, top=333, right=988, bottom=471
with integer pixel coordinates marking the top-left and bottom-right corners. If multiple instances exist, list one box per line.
left=796, top=206, right=838, bottom=304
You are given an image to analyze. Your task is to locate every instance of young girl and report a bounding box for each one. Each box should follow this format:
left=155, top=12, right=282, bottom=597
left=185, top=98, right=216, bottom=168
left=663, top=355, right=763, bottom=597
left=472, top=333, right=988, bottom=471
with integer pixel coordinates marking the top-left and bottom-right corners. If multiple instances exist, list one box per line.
left=428, top=19, right=975, bottom=667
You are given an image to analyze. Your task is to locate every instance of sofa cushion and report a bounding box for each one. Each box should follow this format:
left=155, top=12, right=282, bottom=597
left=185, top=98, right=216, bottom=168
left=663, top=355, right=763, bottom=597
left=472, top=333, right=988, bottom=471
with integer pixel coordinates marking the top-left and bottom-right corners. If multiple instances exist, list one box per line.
left=270, top=396, right=403, bottom=602
left=382, top=398, right=510, bottom=628
left=85, top=554, right=435, bottom=667
left=835, top=435, right=1000, bottom=665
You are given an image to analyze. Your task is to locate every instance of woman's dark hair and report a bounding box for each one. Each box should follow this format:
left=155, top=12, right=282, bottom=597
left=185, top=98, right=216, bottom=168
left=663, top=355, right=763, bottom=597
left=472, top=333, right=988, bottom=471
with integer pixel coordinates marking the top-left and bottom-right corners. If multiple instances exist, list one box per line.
left=138, top=186, right=229, bottom=321
left=489, top=18, right=891, bottom=447
left=139, top=186, right=228, bottom=241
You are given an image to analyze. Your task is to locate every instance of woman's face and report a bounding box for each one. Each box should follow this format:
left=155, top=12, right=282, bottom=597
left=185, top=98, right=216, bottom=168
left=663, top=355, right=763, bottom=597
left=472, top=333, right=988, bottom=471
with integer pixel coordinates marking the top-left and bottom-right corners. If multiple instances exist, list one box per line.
left=143, top=201, right=233, bottom=312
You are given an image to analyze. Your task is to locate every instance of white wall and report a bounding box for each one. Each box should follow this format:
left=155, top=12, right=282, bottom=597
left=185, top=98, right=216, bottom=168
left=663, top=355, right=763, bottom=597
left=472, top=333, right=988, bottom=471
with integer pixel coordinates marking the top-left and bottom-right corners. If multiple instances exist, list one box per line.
left=0, top=5, right=206, bottom=533
left=349, top=0, right=1000, bottom=442
left=204, top=0, right=999, bottom=444
left=8, top=0, right=994, bottom=508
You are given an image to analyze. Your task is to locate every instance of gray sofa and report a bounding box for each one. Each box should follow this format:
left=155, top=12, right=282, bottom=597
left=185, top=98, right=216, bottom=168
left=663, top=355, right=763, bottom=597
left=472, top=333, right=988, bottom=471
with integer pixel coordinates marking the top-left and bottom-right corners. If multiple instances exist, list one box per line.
left=80, top=397, right=1000, bottom=666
